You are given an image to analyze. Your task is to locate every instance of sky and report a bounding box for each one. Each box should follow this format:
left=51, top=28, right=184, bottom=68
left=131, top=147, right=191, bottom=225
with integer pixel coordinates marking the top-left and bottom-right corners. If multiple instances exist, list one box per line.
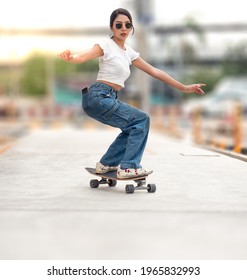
left=1, top=0, right=246, bottom=28
left=155, top=0, right=247, bottom=25
left=1, top=0, right=247, bottom=62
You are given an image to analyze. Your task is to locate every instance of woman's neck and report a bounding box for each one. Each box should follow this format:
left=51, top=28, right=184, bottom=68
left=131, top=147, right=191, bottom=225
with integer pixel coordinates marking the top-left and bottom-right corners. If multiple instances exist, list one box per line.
left=112, top=37, right=126, bottom=50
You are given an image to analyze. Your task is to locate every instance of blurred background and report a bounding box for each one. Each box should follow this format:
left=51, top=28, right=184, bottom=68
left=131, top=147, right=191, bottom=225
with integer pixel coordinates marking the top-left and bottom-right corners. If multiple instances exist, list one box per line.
left=1, top=0, right=247, bottom=153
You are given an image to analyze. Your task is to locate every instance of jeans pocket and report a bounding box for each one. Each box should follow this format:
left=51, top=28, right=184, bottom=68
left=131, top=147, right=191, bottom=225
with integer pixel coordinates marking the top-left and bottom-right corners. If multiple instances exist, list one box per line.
left=100, top=99, right=119, bottom=120
left=112, top=106, right=136, bottom=128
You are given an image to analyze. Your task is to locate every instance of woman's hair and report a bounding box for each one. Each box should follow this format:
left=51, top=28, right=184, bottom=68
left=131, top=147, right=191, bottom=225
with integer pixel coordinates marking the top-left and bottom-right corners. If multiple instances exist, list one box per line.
left=110, top=8, right=135, bottom=35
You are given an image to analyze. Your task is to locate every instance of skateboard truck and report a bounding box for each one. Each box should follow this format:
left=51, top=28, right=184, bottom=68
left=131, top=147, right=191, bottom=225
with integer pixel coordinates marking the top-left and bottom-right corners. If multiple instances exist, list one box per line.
left=92, top=177, right=156, bottom=194
left=90, top=178, right=117, bottom=188
left=86, top=167, right=156, bottom=194
left=125, top=178, right=156, bottom=193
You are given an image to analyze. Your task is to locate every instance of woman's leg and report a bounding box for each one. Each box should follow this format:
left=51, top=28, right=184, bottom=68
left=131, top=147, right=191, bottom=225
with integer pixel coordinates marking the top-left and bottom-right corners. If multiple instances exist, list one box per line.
left=100, top=131, right=128, bottom=166
left=99, top=100, right=150, bottom=169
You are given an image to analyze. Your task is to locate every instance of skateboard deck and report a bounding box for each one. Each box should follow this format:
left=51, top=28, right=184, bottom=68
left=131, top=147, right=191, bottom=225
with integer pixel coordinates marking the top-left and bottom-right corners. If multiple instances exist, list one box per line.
left=85, top=167, right=156, bottom=194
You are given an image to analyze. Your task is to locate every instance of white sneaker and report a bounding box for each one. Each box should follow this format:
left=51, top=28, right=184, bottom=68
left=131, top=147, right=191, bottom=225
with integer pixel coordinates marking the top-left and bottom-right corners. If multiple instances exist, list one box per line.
left=117, top=167, right=153, bottom=179
left=95, top=162, right=118, bottom=174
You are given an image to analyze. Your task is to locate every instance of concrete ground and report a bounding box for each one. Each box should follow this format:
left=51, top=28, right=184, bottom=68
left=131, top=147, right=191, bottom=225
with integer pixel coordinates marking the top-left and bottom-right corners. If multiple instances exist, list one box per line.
left=0, top=127, right=247, bottom=259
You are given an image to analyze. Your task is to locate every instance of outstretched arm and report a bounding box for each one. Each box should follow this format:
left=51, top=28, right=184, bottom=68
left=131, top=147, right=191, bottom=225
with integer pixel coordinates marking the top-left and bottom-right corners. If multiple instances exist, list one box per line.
left=132, top=57, right=206, bottom=95
left=58, top=44, right=103, bottom=64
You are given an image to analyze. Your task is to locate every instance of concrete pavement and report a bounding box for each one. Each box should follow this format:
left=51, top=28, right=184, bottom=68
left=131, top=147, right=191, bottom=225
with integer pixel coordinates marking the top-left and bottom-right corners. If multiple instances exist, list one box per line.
left=0, top=127, right=247, bottom=259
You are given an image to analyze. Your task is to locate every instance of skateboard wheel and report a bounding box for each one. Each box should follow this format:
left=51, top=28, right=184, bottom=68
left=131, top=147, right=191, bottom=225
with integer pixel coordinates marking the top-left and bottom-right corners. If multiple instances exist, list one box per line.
left=108, top=179, right=117, bottom=187
left=90, top=179, right=99, bottom=188
left=125, top=184, right=135, bottom=194
left=147, top=183, right=156, bottom=193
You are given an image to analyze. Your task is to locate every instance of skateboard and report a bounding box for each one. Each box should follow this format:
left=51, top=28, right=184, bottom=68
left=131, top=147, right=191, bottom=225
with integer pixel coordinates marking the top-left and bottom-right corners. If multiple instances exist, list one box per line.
left=85, top=167, right=156, bottom=194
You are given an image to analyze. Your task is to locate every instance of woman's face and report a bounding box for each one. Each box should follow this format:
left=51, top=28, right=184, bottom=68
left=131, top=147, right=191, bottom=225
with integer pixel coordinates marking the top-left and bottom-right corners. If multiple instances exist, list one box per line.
left=111, top=14, right=133, bottom=41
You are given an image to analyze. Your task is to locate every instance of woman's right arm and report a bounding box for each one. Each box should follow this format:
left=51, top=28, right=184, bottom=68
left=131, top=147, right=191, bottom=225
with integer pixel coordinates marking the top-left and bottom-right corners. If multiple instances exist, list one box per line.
left=58, top=44, right=103, bottom=64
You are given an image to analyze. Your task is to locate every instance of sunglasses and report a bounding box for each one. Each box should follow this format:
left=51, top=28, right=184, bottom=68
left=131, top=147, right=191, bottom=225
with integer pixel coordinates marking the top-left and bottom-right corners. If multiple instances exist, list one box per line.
left=115, top=22, right=133, bottom=30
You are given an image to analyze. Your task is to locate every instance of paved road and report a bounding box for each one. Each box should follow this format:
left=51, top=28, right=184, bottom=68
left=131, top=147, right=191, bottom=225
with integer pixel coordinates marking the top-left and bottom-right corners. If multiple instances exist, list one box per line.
left=0, top=127, right=247, bottom=259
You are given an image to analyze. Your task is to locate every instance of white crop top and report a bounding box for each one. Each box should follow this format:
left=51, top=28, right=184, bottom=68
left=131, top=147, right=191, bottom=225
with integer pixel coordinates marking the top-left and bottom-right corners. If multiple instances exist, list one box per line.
left=96, top=38, right=140, bottom=88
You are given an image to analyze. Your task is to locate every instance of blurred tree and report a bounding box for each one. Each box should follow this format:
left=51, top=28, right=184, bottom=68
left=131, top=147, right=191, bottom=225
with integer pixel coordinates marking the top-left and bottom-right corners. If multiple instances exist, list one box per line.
left=54, top=56, right=77, bottom=75
left=183, top=41, right=247, bottom=99
left=0, top=71, right=11, bottom=95
left=20, top=53, right=48, bottom=97
left=21, top=54, right=98, bottom=98
left=183, top=68, right=222, bottom=99
left=54, top=57, right=98, bottom=74
left=222, top=40, right=247, bottom=75
left=184, top=16, right=206, bottom=44
left=75, top=59, right=98, bottom=72
left=180, top=39, right=197, bottom=64
left=179, top=17, right=206, bottom=66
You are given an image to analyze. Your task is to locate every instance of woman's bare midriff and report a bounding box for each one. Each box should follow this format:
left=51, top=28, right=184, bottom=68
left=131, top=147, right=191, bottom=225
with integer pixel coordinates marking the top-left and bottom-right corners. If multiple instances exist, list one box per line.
left=96, top=80, right=122, bottom=92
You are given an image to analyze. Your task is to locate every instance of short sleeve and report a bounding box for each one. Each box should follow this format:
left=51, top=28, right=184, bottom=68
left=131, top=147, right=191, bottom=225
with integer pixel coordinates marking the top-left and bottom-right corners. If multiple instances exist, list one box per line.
left=128, top=46, right=140, bottom=62
left=96, top=39, right=110, bottom=59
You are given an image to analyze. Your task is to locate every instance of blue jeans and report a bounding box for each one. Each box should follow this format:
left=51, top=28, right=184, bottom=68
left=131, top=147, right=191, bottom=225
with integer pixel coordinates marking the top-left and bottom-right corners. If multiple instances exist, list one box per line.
left=82, top=82, right=150, bottom=169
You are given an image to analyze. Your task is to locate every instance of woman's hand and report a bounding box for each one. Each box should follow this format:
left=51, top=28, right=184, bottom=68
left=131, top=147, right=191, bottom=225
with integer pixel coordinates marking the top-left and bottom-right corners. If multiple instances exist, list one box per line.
left=58, top=50, right=73, bottom=61
left=182, top=84, right=206, bottom=95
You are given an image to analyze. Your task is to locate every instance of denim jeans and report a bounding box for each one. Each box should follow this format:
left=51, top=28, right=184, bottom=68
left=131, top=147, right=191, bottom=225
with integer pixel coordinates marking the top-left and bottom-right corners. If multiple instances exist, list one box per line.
left=82, top=82, right=150, bottom=169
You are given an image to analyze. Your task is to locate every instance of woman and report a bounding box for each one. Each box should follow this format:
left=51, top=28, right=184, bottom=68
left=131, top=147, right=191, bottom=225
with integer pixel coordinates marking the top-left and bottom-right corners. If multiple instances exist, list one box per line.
left=59, top=8, right=205, bottom=179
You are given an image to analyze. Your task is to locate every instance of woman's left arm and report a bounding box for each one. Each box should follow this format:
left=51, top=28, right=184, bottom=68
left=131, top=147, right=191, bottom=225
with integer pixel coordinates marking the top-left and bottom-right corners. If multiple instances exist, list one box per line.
left=132, top=57, right=206, bottom=95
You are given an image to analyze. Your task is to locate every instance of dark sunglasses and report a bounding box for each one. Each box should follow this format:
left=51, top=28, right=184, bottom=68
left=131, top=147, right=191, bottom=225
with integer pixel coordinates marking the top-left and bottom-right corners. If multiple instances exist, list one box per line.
left=115, top=22, right=133, bottom=30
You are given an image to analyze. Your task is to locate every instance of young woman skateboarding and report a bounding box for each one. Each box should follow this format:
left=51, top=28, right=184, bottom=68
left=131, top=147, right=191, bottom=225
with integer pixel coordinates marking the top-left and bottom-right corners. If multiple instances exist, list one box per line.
left=59, top=8, right=206, bottom=179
